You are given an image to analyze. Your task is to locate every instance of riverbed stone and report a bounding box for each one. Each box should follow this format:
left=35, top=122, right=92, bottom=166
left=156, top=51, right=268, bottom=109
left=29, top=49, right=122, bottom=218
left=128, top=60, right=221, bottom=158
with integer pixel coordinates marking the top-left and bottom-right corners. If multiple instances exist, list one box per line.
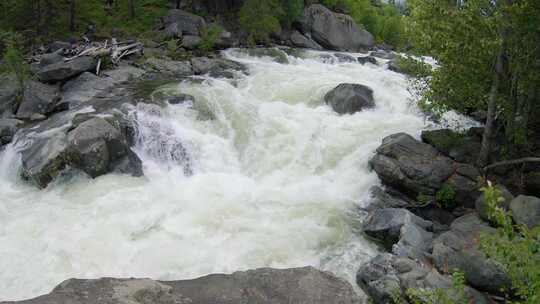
left=324, top=83, right=375, bottom=114
left=37, top=56, right=97, bottom=83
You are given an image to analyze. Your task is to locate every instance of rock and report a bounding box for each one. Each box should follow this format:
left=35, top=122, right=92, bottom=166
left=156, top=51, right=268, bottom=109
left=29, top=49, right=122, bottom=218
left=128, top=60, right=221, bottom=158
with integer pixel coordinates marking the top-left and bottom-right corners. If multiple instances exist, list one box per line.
left=371, top=50, right=396, bottom=60
left=163, top=22, right=183, bottom=39
left=475, top=185, right=514, bottom=222
left=324, top=83, right=375, bottom=115
left=39, top=51, right=64, bottom=68
left=166, top=94, right=195, bottom=105
left=0, top=118, right=22, bottom=145
left=20, top=114, right=142, bottom=188
left=444, top=163, right=481, bottom=208
left=300, top=4, right=374, bottom=51
left=290, top=30, right=323, bottom=50
left=369, top=133, right=455, bottom=197
left=161, top=9, right=207, bottom=36
left=432, top=213, right=511, bottom=294
left=191, top=57, right=248, bottom=78
left=363, top=208, right=433, bottom=260
left=37, top=56, right=97, bottom=83
left=244, top=48, right=289, bottom=64
left=387, top=59, right=403, bottom=74
left=357, top=56, right=378, bottom=65
left=16, top=81, right=61, bottom=119
left=47, top=41, right=71, bottom=53
left=214, top=28, right=238, bottom=49
left=421, top=128, right=481, bottom=164
left=334, top=53, right=356, bottom=63
left=144, top=57, right=193, bottom=77
left=182, top=35, right=202, bottom=49
left=0, top=74, right=18, bottom=116
left=510, top=195, right=540, bottom=229
left=6, top=267, right=360, bottom=304
left=365, top=186, right=416, bottom=211
left=357, top=254, right=489, bottom=304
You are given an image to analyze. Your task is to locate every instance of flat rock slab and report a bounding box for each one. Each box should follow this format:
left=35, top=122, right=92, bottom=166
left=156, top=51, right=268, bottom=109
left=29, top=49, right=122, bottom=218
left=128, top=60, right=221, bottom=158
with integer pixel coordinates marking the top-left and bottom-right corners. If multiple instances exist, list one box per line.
left=3, top=267, right=360, bottom=304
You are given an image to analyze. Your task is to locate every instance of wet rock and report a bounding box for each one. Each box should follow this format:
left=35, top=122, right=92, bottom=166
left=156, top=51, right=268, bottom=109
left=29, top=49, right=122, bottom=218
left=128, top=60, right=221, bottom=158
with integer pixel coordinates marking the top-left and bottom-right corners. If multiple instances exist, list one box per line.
left=191, top=57, right=248, bottom=78
left=16, top=81, right=61, bottom=120
left=144, top=57, right=192, bottom=77
left=37, top=56, right=97, bottom=83
left=300, top=4, right=374, bottom=51
left=475, top=185, right=513, bottom=222
left=324, top=83, right=375, bottom=114
left=432, top=213, right=511, bottom=294
left=166, top=94, right=195, bottom=105
left=0, top=118, right=22, bottom=145
left=160, top=9, right=207, bottom=36
left=357, top=254, right=489, bottom=304
left=245, top=48, right=289, bottom=64
left=182, top=35, right=202, bottom=49
left=369, top=133, right=455, bottom=197
left=510, top=195, right=540, bottom=229
left=334, top=53, right=356, bottom=63
left=363, top=208, right=433, bottom=260
left=290, top=30, right=323, bottom=50
left=7, top=267, right=360, bottom=304
left=371, top=50, right=396, bottom=60
left=357, top=56, right=378, bottom=65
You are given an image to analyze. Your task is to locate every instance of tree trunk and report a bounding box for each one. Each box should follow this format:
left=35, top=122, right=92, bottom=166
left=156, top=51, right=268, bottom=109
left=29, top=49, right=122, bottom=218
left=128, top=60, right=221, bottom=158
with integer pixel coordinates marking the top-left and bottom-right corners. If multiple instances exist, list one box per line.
left=129, top=0, right=135, bottom=19
left=176, top=0, right=181, bottom=9
left=69, top=0, right=76, bottom=32
left=477, top=56, right=501, bottom=167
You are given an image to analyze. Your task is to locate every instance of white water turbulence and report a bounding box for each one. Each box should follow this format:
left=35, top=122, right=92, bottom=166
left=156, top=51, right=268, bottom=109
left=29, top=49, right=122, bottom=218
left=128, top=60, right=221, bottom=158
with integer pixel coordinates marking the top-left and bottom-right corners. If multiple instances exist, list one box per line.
left=0, top=49, right=447, bottom=301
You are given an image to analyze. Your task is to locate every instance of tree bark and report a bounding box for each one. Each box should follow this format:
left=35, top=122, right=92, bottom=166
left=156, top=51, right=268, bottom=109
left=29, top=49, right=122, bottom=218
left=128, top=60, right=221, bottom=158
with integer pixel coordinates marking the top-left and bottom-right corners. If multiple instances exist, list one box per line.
left=129, top=0, right=135, bottom=19
left=176, top=0, right=181, bottom=9
left=69, top=0, right=76, bottom=32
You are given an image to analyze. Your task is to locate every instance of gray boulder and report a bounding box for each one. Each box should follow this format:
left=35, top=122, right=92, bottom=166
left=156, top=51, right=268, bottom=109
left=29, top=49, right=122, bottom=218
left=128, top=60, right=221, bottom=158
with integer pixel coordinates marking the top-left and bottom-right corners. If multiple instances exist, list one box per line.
left=0, top=118, right=22, bottom=145
left=475, top=185, right=514, bottom=222
left=20, top=115, right=142, bottom=188
left=369, top=133, right=455, bottom=197
left=144, top=57, right=193, bottom=76
left=357, top=254, right=488, bottom=304
left=421, top=128, right=482, bottom=164
left=182, top=35, right=202, bottom=49
left=444, top=163, right=481, bottom=208
left=510, top=195, right=540, bottom=229
left=300, top=4, right=374, bottom=51
left=4, top=267, right=360, bottom=304
left=163, top=22, right=183, bottom=39
left=290, top=30, right=323, bottom=50
left=37, top=56, right=97, bottom=83
left=47, top=41, right=71, bottom=53
left=244, top=48, right=289, bottom=64
left=191, top=57, right=248, bottom=78
left=357, top=56, right=378, bottom=65
left=432, top=213, right=511, bottom=294
left=16, top=81, right=61, bottom=120
left=0, top=74, right=18, bottom=116
left=161, top=9, right=206, bottom=36
left=39, top=51, right=64, bottom=68
left=324, top=83, right=375, bottom=115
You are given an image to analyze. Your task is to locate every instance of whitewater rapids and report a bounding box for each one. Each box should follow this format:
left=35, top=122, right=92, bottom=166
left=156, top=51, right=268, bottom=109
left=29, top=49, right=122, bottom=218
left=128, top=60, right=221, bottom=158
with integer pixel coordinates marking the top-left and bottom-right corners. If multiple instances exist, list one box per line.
left=0, top=49, right=459, bottom=301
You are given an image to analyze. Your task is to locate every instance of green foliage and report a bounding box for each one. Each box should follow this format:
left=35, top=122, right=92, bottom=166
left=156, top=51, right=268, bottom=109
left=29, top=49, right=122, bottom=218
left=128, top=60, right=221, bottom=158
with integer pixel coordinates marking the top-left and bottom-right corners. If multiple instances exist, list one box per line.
left=280, top=0, right=304, bottom=29
left=239, top=0, right=282, bottom=45
left=394, top=56, right=432, bottom=78
left=480, top=182, right=540, bottom=303
left=0, top=31, right=30, bottom=93
left=435, top=184, right=456, bottom=210
left=198, top=24, right=223, bottom=53
left=406, top=271, right=467, bottom=304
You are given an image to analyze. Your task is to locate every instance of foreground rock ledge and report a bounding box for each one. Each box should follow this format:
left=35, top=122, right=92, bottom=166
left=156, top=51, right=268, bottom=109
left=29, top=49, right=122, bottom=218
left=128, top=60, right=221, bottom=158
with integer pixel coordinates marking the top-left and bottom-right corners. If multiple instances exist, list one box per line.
left=3, top=267, right=360, bottom=304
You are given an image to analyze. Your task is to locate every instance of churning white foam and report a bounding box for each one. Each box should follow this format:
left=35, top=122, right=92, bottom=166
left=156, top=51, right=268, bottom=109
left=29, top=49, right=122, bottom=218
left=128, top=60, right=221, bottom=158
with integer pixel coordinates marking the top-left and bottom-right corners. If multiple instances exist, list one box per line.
left=0, top=48, right=451, bottom=301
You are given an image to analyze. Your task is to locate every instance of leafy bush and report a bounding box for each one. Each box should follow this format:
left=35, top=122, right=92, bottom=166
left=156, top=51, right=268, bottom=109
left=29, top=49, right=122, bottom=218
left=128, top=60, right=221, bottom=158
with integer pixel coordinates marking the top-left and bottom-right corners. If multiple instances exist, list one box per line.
left=480, top=182, right=540, bottom=303
left=394, top=56, right=433, bottom=78
left=0, top=32, right=30, bottom=93
left=198, top=24, right=223, bottom=53
left=435, top=184, right=456, bottom=209
left=239, top=0, right=282, bottom=45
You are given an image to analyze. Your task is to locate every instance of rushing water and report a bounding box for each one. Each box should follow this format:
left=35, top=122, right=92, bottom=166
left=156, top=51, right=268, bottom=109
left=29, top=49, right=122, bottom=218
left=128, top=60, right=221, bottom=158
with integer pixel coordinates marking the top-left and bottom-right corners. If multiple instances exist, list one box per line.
left=0, top=49, right=460, bottom=301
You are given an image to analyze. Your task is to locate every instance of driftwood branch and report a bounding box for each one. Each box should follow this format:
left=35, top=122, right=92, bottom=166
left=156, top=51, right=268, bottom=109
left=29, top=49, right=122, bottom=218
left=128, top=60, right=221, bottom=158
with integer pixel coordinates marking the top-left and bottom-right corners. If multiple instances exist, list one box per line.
left=483, top=157, right=540, bottom=172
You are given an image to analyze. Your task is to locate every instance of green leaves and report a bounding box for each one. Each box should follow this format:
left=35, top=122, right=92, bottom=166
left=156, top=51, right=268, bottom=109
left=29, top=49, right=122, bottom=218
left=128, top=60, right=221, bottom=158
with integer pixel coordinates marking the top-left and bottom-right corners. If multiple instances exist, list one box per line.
left=239, top=0, right=282, bottom=45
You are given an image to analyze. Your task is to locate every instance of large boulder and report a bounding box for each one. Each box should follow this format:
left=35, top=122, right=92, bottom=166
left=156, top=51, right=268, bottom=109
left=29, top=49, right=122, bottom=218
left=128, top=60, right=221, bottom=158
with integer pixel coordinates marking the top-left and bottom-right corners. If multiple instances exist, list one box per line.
left=191, top=57, right=248, bottom=78
left=20, top=115, right=142, bottom=188
left=5, top=267, right=360, bottom=304
left=432, top=213, right=511, bottom=294
left=161, top=9, right=207, bottom=36
left=37, top=56, right=97, bottom=83
left=0, top=74, right=18, bottom=116
left=357, top=254, right=488, bottom=304
left=0, top=118, right=22, bottom=146
left=324, top=83, right=375, bottom=115
left=421, top=128, right=482, bottom=164
left=16, top=81, right=61, bottom=120
left=300, top=4, right=374, bottom=51
left=363, top=208, right=433, bottom=260
left=510, top=195, right=540, bottom=229
left=369, top=133, right=455, bottom=197
left=290, top=30, right=323, bottom=50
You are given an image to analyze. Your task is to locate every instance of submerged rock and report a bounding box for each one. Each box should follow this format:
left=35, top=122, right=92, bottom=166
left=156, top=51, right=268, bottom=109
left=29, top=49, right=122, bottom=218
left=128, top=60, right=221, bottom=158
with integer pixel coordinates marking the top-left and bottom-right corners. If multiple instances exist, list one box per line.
left=324, top=83, right=375, bottom=115
left=300, top=4, right=374, bottom=51
left=334, top=53, right=356, bottom=63
left=6, top=267, right=360, bottom=304
left=357, top=56, right=378, bottom=65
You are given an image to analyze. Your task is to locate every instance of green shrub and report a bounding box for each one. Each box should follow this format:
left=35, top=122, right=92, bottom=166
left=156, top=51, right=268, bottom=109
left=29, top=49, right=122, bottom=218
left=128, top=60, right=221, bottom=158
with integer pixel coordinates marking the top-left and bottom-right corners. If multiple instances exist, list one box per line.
left=198, top=24, right=223, bottom=53
left=435, top=184, right=456, bottom=209
left=0, top=32, right=30, bottom=93
left=239, top=0, right=282, bottom=45
left=394, top=56, right=432, bottom=78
